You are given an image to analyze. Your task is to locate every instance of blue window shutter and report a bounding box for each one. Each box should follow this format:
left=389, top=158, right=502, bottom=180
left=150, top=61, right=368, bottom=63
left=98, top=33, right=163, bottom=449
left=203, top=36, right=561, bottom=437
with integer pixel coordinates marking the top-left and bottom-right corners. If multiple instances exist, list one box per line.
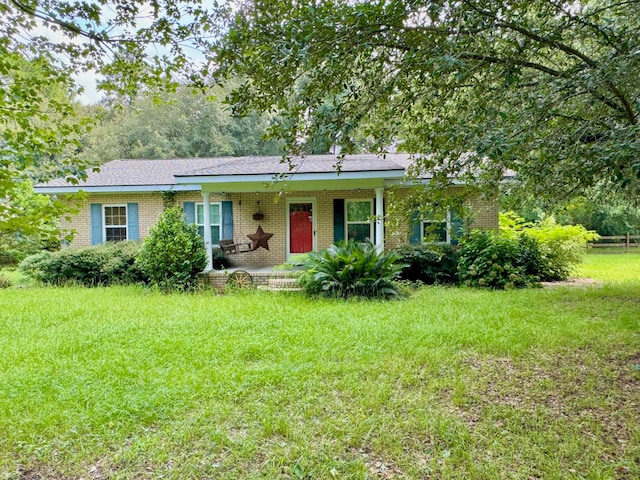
left=409, top=210, right=421, bottom=245
left=333, top=199, right=345, bottom=243
left=90, top=204, right=103, bottom=245
left=127, top=203, right=139, bottom=240
left=183, top=202, right=195, bottom=224
left=450, top=210, right=464, bottom=245
left=221, top=201, right=233, bottom=240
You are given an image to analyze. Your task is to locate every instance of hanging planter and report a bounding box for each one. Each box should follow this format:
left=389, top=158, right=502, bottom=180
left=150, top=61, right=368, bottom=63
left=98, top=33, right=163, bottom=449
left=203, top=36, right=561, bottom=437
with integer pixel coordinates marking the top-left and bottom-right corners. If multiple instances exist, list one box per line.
left=253, top=200, right=264, bottom=221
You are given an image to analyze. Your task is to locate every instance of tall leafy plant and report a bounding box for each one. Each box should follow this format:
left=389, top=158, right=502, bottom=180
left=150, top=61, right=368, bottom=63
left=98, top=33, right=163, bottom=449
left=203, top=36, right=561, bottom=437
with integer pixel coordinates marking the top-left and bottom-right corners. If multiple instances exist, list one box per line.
left=299, top=240, right=405, bottom=299
left=500, top=212, right=598, bottom=280
left=458, top=230, right=541, bottom=289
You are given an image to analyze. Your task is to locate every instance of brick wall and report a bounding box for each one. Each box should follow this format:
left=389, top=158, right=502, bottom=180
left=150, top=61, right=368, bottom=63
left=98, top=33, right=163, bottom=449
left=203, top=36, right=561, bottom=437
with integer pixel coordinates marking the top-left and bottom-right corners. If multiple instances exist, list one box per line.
left=61, top=186, right=499, bottom=267
left=223, top=189, right=384, bottom=267
left=61, top=191, right=218, bottom=247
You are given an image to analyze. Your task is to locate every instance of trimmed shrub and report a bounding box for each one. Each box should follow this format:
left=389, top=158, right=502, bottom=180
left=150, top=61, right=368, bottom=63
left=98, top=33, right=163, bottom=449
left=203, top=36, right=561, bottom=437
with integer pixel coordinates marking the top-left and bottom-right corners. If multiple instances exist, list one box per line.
left=136, top=207, right=207, bottom=292
left=18, top=242, right=145, bottom=286
left=394, top=244, right=459, bottom=285
left=18, top=251, right=55, bottom=283
left=299, top=239, right=405, bottom=299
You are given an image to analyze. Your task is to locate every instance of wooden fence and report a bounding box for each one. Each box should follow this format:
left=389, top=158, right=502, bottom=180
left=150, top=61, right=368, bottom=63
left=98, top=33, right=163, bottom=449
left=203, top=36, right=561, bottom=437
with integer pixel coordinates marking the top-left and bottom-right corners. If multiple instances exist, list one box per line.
left=589, top=234, right=640, bottom=252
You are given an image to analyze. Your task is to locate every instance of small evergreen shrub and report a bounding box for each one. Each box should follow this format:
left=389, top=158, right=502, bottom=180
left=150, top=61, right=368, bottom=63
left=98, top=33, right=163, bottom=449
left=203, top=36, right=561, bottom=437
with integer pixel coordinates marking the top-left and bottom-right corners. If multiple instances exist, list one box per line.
left=394, top=244, right=459, bottom=285
left=458, top=230, right=542, bottom=289
left=299, top=240, right=405, bottom=299
left=136, top=206, right=207, bottom=292
left=18, top=242, right=145, bottom=286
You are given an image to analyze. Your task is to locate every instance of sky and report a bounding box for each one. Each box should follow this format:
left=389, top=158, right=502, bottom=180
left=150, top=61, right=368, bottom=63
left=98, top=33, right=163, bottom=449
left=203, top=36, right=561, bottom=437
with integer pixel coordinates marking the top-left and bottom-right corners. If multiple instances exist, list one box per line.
left=76, top=70, right=104, bottom=104
left=25, top=1, right=207, bottom=105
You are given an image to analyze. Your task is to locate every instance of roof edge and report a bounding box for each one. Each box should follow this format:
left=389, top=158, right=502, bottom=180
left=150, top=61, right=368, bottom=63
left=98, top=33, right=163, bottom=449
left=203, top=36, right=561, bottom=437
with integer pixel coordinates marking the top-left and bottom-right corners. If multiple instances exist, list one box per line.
left=34, top=185, right=202, bottom=194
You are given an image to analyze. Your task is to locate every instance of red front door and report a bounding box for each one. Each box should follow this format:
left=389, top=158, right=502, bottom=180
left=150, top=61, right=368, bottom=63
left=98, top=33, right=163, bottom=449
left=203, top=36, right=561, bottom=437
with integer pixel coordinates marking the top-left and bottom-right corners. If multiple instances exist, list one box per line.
left=289, top=202, right=313, bottom=253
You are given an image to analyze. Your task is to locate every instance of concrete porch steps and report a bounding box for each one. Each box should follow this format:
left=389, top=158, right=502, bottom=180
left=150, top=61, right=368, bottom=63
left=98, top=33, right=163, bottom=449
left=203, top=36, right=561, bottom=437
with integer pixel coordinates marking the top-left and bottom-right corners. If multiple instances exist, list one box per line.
left=257, top=277, right=303, bottom=292
left=199, top=269, right=302, bottom=291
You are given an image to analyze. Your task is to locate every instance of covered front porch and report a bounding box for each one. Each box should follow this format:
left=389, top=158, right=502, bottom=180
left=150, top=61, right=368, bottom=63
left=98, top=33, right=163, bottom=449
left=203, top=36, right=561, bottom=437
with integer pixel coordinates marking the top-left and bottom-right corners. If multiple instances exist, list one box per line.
left=176, top=156, right=407, bottom=271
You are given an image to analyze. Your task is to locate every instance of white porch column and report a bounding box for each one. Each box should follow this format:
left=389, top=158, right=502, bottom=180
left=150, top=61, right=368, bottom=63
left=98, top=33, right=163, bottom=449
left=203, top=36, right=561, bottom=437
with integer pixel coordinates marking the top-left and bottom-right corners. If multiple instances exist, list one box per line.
left=202, top=192, right=213, bottom=271
left=375, top=187, right=384, bottom=253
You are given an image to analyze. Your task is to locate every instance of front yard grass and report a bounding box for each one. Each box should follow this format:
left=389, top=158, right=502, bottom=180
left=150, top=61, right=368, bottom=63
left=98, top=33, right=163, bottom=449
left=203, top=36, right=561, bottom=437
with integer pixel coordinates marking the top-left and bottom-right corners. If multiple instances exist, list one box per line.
left=578, top=251, right=640, bottom=282
left=0, top=254, right=638, bottom=478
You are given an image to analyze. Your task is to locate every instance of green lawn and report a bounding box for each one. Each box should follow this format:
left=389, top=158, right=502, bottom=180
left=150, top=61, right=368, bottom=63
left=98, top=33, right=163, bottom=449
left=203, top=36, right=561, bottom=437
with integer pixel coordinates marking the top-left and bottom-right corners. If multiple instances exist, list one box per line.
left=578, top=251, right=640, bottom=282
left=0, top=255, right=639, bottom=479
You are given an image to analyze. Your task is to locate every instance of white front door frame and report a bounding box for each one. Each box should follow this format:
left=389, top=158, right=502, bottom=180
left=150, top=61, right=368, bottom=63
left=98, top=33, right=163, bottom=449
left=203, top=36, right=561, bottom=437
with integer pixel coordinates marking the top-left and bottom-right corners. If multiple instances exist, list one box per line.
left=285, top=197, right=317, bottom=259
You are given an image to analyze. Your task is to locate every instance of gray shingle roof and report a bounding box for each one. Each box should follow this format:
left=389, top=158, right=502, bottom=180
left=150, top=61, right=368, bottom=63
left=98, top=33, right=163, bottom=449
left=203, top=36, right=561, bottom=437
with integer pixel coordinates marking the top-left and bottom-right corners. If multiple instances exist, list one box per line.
left=41, top=158, right=222, bottom=187
left=181, top=154, right=410, bottom=177
left=39, top=154, right=411, bottom=188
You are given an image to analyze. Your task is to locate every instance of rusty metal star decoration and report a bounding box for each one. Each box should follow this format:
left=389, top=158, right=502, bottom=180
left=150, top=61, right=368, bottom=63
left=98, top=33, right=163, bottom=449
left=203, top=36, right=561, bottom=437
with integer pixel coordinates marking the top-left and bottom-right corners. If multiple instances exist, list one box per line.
left=247, top=225, right=274, bottom=251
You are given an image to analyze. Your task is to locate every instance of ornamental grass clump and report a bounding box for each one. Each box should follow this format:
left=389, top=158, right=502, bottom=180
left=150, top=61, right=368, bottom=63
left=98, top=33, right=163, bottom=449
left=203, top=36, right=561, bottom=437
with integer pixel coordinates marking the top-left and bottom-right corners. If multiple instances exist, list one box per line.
left=299, top=239, right=405, bottom=299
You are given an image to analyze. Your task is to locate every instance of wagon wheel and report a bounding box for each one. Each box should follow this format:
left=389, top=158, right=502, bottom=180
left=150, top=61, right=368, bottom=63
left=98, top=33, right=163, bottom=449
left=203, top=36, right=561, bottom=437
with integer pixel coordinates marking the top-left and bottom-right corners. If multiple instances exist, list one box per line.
left=227, top=270, right=253, bottom=289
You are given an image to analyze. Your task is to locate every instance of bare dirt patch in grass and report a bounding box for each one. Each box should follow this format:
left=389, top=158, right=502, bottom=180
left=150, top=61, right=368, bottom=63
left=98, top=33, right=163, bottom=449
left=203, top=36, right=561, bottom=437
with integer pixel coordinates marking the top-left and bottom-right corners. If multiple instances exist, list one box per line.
left=541, top=277, right=603, bottom=288
left=352, top=447, right=403, bottom=479
left=15, top=464, right=71, bottom=480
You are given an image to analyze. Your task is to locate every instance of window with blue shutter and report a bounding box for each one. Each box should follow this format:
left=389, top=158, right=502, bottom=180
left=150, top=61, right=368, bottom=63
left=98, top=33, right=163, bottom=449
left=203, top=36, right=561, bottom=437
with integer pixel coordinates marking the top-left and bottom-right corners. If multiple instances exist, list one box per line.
left=103, top=205, right=128, bottom=242
left=221, top=201, right=233, bottom=240
left=408, top=210, right=421, bottom=245
left=90, top=204, right=102, bottom=245
left=183, top=202, right=195, bottom=224
left=333, top=199, right=345, bottom=243
left=127, top=203, right=139, bottom=240
left=345, top=199, right=373, bottom=242
left=196, top=202, right=222, bottom=244
left=449, top=210, right=464, bottom=245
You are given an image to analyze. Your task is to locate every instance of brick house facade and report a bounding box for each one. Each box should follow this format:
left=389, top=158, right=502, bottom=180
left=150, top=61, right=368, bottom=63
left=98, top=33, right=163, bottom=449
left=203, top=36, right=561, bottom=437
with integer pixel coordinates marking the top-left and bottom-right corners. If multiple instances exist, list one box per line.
left=37, top=154, right=499, bottom=268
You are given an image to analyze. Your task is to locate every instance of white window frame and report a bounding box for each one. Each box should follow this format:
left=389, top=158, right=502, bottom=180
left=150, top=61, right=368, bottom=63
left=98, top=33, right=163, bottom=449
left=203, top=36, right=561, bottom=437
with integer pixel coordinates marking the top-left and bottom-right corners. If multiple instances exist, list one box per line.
left=196, top=202, right=222, bottom=246
left=103, top=204, right=128, bottom=242
left=345, top=199, right=373, bottom=242
left=421, top=211, right=451, bottom=244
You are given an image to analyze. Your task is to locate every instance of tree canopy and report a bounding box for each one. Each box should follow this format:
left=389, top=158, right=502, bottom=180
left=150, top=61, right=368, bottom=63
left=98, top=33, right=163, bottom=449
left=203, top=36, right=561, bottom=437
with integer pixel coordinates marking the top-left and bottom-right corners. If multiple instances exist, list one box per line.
left=4, top=0, right=640, bottom=243
left=1, top=1, right=221, bottom=237
left=216, top=0, right=640, bottom=202
left=82, top=84, right=284, bottom=162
